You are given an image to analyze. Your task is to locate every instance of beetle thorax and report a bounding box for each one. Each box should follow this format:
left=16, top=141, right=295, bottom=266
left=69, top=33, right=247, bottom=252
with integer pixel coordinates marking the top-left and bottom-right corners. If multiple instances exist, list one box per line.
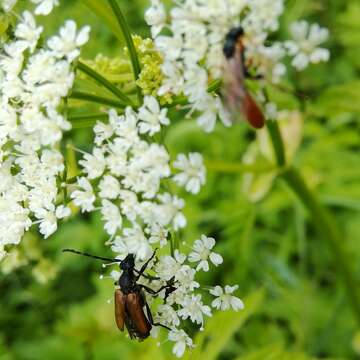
left=119, top=269, right=136, bottom=294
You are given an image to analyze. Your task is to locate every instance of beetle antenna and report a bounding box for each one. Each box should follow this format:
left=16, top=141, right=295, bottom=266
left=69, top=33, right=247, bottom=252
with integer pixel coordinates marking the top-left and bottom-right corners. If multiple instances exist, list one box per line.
left=62, top=248, right=121, bottom=263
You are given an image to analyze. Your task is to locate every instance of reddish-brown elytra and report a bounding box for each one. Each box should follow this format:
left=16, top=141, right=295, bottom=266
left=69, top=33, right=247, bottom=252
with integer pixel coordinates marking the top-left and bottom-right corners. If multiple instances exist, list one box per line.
left=223, top=26, right=265, bottom=129
left=62, top=248, right=174, bottom=341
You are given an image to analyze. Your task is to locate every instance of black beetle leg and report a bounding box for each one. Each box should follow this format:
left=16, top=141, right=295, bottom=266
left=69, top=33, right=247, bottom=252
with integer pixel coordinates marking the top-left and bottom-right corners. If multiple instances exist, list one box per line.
left=140, top=283, right=174, bottom=296
left=135, top=249, right=158, bottom=280
left=145, top=302, right=171, bottom=331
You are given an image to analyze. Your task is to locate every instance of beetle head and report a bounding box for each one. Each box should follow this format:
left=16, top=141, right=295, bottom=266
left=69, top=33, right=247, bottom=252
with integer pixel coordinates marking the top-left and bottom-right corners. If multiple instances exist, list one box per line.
left=120, top=254, right=135, bottom=270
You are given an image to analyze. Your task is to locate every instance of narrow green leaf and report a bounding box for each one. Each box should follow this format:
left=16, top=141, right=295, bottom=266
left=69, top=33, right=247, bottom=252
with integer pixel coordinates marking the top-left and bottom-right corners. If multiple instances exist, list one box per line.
left=107, top=0, right=142, bottom=103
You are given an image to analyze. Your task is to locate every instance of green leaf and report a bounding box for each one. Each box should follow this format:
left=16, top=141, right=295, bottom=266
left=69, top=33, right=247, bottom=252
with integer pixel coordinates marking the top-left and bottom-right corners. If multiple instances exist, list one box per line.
left=183, top=288, right=265, bottom=360
left=107, top=0, right=142, bottom=103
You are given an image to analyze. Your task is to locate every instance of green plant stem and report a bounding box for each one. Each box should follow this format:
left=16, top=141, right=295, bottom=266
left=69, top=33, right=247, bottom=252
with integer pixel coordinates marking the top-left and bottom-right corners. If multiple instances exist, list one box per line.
left=69, top=91, right=126, bottom=109
left=107, top=0, right=142, bottom=103
left=266, top=121, right=286, bottom=166
left=77, top=61, right=135, bottom=107
left=267, top=120, right=360, bottom=325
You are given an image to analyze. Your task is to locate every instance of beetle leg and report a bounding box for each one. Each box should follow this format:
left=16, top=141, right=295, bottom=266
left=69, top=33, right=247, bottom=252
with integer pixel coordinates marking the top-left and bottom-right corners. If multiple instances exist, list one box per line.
left=140, top=283, right=175, bottom=296
left=145, top=301, right=171, bottom=331
left=135, top=249, right=158, bottom=280
left=135, top=272, right=160, bottom=281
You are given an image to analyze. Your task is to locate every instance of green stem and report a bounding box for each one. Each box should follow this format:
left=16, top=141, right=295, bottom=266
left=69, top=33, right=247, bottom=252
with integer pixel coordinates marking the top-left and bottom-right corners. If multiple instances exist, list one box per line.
left=107, top=0, right=142, bottom=103
left=267, top=120, right=360, bottom=325
left=70, top=91, right=126, bottom=109
left=77, top=61, right=135, bottom=107
left=266, top=121, right=286, bottom=167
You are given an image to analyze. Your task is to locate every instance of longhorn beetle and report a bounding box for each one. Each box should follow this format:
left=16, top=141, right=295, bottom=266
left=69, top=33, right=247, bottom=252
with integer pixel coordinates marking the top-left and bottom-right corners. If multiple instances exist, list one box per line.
left=223, top=26, right=265, bottom=129
left=62, top=248, right=175, bottom=340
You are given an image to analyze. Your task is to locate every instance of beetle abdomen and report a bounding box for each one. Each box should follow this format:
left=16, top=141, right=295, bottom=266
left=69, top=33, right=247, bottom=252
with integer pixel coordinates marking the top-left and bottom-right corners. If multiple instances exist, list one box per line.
left=115, top=289, right=126, bottom=331
left=125, top=293, right=152, bottom=340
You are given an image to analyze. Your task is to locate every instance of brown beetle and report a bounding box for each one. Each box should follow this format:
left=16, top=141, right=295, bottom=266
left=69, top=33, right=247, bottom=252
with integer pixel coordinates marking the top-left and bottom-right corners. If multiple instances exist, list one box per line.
left=63, top=249, right=174, bottom=340
left=223, top=26, right=265, bottom=129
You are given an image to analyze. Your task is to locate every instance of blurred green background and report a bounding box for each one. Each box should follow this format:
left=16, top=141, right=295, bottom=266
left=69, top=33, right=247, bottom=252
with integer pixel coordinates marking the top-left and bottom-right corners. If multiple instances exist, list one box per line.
left=1, top=0, right=360, bottom=359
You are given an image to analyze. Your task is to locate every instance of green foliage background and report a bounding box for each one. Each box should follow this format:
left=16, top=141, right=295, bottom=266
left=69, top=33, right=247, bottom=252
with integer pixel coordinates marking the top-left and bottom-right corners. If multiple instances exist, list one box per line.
left=1, top=0, right=360, bottom=359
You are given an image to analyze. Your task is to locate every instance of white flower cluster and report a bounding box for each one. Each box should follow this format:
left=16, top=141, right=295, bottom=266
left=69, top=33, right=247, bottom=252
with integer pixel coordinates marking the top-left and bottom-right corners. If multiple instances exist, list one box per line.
left=0, top=11, right=89, bottom=249
left=145, top=0, right=329, bottom=131
left=72, top=95, right=206, bottom=260
left=108, top=236, right=243, bottom=358
left=72, top=97, right=240, bottom=356
left=147, top=238, right=243, bottom=357
left=0, top=0, right=59, bottom=14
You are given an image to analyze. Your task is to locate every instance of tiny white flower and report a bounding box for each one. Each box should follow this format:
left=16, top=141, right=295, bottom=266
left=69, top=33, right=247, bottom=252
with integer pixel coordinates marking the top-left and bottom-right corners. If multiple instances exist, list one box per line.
left=34, top=206, right=57, bottom=238
left=79, top=148, right=106, bottom=179
left=285, top=21, right=330, bottom=71
left=157, top=193, right=186, bottom=230
left=188, top=235, right=223, bottom=272
left=119, top=226, right=152, bottom=260
left=55, top=205, right=71, bottom=219
left=210, top=285, right=244, bottom=311
left=15, top=11, right=43, bottom=53
left=119, top=190, right=139, bottom=222
left=47, top=20, right=90, bottom=61
left=101, top=200, right=122, bottom=236
left=71, top=177, right=96, bottom=212
left=156, top=304, right=180, bottom=327
left=177, top=294, right=212, bottom=325
left=137, top=96, right=170, bottom=136
left=94, top=121, right=114, bottom=145
left=156, top=250, right=186, bottom=281
left=173, top=152, right=206, bottom=194
left=99, top=175, right=121, bottom=200
left=146, top=224, right=168, bottom=248
left=145, top=0, right=166, bottom=37
left=175, top=265, right=199, bottom=291
left=168, top=329, right=194, bottom=358
left=31, top=0, right=59, bottom=15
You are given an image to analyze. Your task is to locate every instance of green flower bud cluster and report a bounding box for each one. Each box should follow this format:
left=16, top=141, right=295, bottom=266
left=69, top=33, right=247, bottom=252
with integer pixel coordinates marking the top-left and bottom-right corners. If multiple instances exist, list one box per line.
left=132, top=35, right=172, bottom=104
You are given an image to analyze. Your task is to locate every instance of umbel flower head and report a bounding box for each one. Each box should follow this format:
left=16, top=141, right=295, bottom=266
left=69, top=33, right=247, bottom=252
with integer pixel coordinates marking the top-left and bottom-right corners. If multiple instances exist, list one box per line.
left=146, top=0, right=329, bottom=130
left=73, top=99, right=241, bottom=357
left=0, top=6, right=89, bottom=247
